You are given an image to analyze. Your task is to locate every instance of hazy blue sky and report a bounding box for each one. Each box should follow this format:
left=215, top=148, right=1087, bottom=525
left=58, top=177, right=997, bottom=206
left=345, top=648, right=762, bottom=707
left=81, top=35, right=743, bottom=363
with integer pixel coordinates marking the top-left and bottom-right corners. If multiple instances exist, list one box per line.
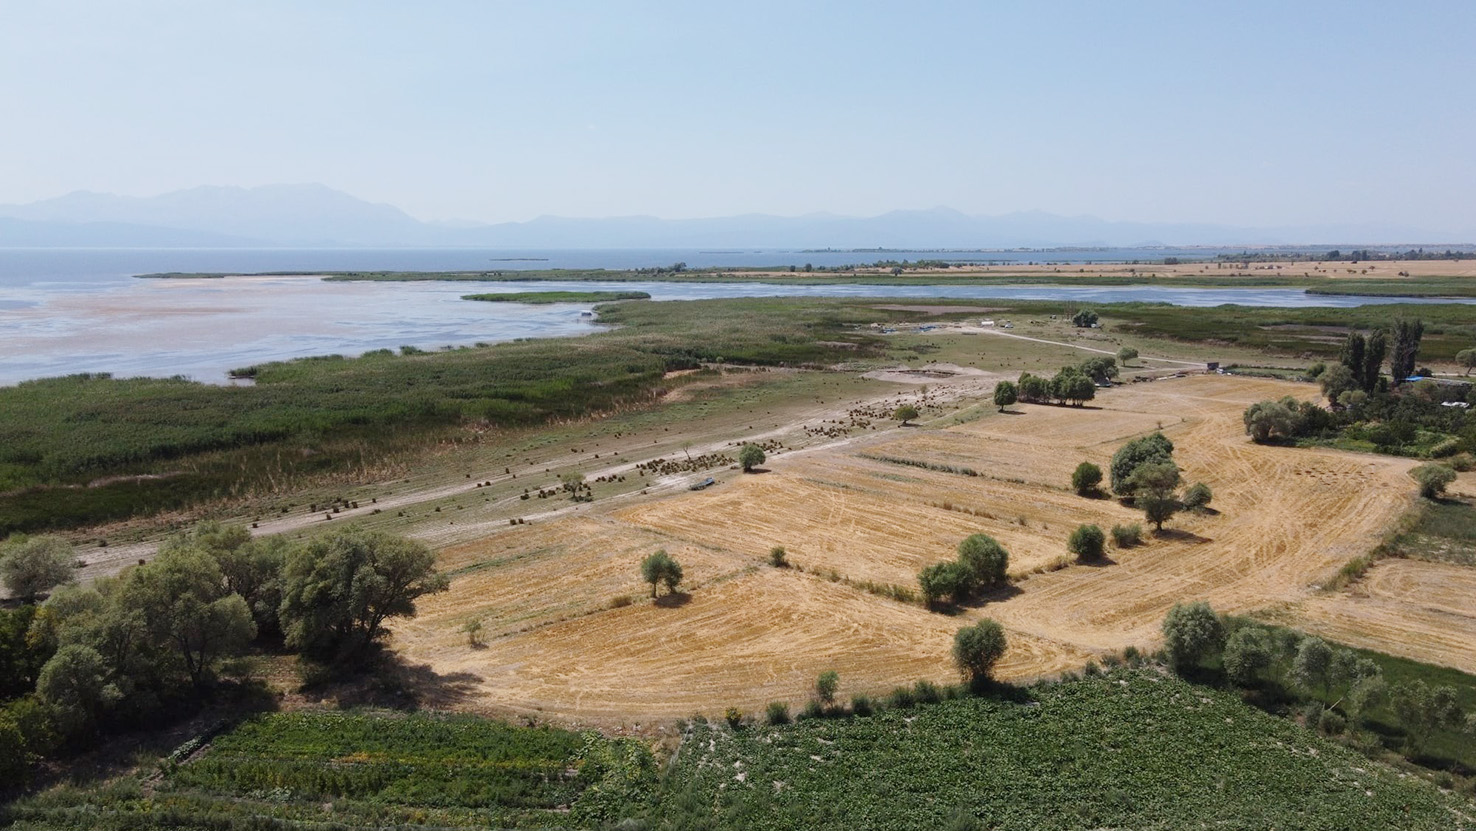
left=3, top=1, right=1473, bottom=230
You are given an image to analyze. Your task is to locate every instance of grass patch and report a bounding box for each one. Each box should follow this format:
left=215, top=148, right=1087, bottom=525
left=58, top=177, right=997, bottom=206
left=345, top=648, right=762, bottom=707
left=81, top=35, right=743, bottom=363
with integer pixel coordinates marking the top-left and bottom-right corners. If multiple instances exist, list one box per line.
left=1392, top=499, right=1476, bottom=566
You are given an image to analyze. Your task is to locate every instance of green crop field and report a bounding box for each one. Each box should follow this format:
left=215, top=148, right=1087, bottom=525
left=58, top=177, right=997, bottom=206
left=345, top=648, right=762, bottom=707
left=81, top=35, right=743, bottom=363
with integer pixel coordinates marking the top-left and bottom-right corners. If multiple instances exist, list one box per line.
left=656, top=671, right=1474, bottom=831
left=7, top=671, right=1472, bottom=830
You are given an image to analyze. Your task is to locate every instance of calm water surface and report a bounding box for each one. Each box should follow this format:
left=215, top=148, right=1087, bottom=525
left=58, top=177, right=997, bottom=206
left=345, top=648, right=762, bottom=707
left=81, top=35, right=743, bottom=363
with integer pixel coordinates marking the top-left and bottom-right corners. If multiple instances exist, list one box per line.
left=1, top=249, right=1471, bottom=385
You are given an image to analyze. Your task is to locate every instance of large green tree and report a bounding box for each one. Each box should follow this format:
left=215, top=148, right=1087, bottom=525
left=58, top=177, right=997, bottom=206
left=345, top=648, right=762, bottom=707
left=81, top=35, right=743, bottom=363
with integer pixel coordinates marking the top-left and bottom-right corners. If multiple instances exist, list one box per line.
left=1389, top=319, right=1424, bottom=385
left=952, top=619, right=1007, bottom=687
left=1161, top=601, right=1224, bottom=671
left=1109, top=433, right=1174, bottom=495
left=956, top=534, right=1008, bottom=590
left=117, top=547, right=256, bottom=689
left=278, top=529, right=449, bottom=661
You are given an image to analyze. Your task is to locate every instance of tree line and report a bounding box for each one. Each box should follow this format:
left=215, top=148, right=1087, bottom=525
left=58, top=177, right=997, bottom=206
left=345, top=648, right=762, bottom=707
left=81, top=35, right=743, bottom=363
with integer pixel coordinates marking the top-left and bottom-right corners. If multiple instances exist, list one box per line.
left=0, top=524, right=448, bottom=782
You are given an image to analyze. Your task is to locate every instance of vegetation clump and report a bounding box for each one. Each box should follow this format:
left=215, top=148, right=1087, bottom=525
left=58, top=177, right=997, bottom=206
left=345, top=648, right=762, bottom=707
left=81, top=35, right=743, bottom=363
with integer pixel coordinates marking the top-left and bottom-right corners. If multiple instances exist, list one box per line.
left=640, top=549, right=684, bottom=597
left=1067, top=524, right=1106, bottom=562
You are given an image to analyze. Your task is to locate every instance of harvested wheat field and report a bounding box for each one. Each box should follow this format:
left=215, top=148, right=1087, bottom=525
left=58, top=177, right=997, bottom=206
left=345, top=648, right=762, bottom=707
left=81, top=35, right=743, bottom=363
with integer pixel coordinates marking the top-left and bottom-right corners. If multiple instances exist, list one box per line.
left=1281, top=559, right=1476, bottom=674
left=391, top=374, right=1419, bottom=723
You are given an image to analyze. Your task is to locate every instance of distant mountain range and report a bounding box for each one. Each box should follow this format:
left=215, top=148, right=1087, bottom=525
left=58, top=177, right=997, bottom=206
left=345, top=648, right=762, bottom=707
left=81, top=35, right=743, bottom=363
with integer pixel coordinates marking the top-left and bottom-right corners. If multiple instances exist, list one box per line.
left=0, top=184, right=1467, bottom=249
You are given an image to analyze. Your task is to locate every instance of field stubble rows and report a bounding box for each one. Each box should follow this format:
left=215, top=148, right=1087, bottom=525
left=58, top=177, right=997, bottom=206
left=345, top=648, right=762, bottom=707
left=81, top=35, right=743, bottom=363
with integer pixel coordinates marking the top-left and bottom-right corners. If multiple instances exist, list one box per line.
left=392, top=375, right=1426, bottom=723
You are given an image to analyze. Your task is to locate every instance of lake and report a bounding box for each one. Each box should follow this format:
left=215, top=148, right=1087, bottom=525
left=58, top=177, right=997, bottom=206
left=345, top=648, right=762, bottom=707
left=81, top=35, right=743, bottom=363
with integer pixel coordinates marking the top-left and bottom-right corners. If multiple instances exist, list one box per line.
left=2, top=249, right=1471, bottom=385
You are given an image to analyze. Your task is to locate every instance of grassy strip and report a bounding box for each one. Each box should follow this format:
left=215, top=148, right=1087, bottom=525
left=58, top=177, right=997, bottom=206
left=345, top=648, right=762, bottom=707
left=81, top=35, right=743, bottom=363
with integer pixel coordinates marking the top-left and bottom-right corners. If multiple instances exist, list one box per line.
left=461, top=290, right=650, bottom=304
left=0, top=298, right=901, bottom=533
left=857, top=453, right=979, bottom=477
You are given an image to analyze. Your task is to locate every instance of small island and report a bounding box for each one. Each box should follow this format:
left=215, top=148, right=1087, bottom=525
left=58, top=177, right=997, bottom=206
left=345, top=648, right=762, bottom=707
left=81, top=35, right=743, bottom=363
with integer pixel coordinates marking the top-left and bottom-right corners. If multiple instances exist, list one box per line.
left=461, top=290, right=651, bottom=304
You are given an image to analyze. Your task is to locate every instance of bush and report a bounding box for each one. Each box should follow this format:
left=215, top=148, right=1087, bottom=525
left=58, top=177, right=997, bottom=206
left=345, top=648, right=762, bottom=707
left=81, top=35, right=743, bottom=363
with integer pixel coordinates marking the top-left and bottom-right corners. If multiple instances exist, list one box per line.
left=815, top=670, right=839, bottom=705
left=768, top=546, right=789, bottom=568
left=952, top=619, right=1008, bottom=686
left=1160, top=602, right=1224, bottom=672
left=1117, top=347, right=1138, bottom=365
left=913, top=679, right=942, bottom=704
left=1410, top=463, right=1456, bottom=499
left=893, top=404, right=920, bottom=424
left=1110, top=523, right=1143, bottom=548
left=738, top=444, right=766, bottom=472
left=850, top=694, right=873, bottom=717
left=724, top=707, right=743, bottom=729
left=886, top=686, right=916, bottom=709
left=1071, top=461, right=1103, bottom=496
left=801, top=699, right=825, bottom=720
left=764, top=701, right=790, bottom=725
left=0, top=535, right=75, bottom=602
left=1182, top=482, right=1213, bottom=511
left=918, top=561, right=972, bottom=607
left=1110, top=433, right=1174, bottom=494
left=955, top=534, right=1008, bottom=590
left=1067, top=524, right=1106, bottom=561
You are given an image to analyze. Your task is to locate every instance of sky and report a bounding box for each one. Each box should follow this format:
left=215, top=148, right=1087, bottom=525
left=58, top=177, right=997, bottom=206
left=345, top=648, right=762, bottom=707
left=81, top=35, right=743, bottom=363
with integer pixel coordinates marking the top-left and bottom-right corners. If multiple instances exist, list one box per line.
left=2, top=1, right=1474, bottom=232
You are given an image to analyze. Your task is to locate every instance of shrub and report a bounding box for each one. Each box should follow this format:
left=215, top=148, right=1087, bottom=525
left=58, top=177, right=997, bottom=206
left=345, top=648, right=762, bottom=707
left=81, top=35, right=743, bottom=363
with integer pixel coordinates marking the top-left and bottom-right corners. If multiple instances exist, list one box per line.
left=952, top=619, right=1008, bottom=687
left=1182, top=482, right=1213, bottom=511
left=462, top=618, right=484, bottom=647
left=886, top=686, right=916, bottom=709
left=956, top=534, right=1008, bottom=590
left=850, top=694, right=873, bottom=717
left=1117, top=347, right=1138, bottom=365
left=1067, top=524, right=1106, bottom=562
left=0, top=535, right=75, bottom=602
left=1110, top=433, right=1174, bottom=494
left=764, top=701, right=790, bottom=725
left=724, top=707, right=743, bottom=729
left=1110, top=523, right=1143, bottom=548
left=738, top=444, right=766, bottom=472
left=815, top=670, right=839, bottom=705
left=1071, top=461, right=1103, bottom=496
left=913, top=679, right=941, bottom=704
left=918, top=561, right=972, bottom=607
left=768, top=546, right=789, bottom=568
left=801, top=699, right=825, bottom=720
left=1409, top=463, right=1456, bottom=499
left=1160, top=602, right=1224, bottom=672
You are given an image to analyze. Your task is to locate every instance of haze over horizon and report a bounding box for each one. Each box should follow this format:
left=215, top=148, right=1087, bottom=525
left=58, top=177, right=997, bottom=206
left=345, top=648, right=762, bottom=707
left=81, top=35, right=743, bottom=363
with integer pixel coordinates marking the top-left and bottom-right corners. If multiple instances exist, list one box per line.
left=3, top=2, right=1474, bottom=237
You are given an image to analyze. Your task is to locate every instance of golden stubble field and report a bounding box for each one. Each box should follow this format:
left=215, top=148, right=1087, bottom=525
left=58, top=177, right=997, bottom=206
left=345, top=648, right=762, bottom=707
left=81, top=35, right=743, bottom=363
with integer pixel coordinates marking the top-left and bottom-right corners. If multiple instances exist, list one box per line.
left=391, top=375, right=1423, bottom=724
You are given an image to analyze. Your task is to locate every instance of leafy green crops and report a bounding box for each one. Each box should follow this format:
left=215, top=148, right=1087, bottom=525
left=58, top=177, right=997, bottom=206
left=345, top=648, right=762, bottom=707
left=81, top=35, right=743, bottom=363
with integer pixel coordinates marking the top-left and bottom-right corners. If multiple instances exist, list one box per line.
left=660, top=671, right=1473, bottom=830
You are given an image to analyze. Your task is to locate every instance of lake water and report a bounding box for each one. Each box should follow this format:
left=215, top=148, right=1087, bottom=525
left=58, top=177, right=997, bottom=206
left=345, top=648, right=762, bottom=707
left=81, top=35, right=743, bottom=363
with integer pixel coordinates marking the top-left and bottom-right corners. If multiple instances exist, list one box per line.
left=1, top=249, right=1472, bottom=385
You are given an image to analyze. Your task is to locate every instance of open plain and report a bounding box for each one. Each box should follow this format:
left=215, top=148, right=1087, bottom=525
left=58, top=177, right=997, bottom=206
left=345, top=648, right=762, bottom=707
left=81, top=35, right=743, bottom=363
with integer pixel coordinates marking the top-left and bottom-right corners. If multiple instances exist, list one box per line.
left=391, top=373, right=1421, bottom=723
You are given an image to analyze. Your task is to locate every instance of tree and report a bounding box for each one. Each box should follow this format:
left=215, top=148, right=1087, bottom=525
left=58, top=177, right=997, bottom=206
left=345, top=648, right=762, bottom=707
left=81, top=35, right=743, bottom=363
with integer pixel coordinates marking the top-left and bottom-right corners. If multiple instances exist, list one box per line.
left=0, top=535, right=75, bottom=602
left=992, top=380, right=1017, bottom=412
left=1410, top=464, right=1456, bottom=499
left=1049, top=368, right=1095, bottom=405
left=278, top=529, right=449, bottom=661
left=1243, top=399, right=1300, bottom=443
left=1318, top=363, right=1358, bottom=404
left=1161, top=602, right=1223, bottom=671
left=1391, top=680, right=1462, bottom=753
left=952, top=619, right=1007, bottom=687
left=165, top=523, right=285, bottom=637
left=1066, top=525, right=1105, bottom=562
left=1223, top=626, right=1274, bottom=686
left=1071, top=461, right=1103, bottom=496
left=639, top=550, right=683, bottom=597
left=1110, top=433, right=1174, bottom=494
left=1338, top=332, right=1365, bottom=386
left=1117, top=347, right=1138, bottom=366
left=815, top=670, right=839, bottom=705
left=1347, top=675, right=1388, bottom=727
left=118, top=547, right=256, bottom=689
left=956, top=534, right=1008, bottom=590
left=1078, top=356, right=1118, bottom=385
left=1071, top=309, right=1098, bottom=327
left=893, top=404, right=920, bottom=425
left=1017, top=373, right=1050, bottom=403
left=738, top=444, right=766, bottom=472
left=1361, top=329, right=1388, bottom=392
left=36, top=644, right=116, bottom=740
left=918, top=561, right=971, bottom=607
left=1140, top=495, right=1178, bottom=532
left=1389, top=318, right=1424, bottom=385
left=1290, top=636, right=1334, bottom=696
left=1458, top=348, right=1476, bottom=376
left=1182, top=482, right=1212, bottom=511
